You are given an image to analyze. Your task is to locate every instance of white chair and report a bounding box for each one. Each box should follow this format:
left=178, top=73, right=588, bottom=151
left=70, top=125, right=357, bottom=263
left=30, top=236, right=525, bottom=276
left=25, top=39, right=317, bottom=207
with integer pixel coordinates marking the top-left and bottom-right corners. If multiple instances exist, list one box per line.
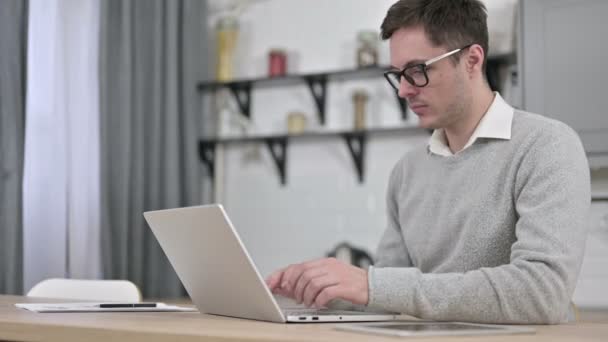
left=27, top=278, right=142, bottom=302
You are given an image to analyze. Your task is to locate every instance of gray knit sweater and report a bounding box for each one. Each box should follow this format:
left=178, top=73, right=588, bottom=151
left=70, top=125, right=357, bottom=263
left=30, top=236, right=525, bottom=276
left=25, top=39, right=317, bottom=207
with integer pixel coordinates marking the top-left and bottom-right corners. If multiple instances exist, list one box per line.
left=367, top=111, right=590, bottom=324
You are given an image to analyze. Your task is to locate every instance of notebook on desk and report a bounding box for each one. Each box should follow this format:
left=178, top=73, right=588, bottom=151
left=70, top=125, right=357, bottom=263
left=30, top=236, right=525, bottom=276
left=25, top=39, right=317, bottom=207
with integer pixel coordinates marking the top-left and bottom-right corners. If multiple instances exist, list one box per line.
left=15, top=302, right=196, bottom=313
left=143, top=204, right=397, bottom=323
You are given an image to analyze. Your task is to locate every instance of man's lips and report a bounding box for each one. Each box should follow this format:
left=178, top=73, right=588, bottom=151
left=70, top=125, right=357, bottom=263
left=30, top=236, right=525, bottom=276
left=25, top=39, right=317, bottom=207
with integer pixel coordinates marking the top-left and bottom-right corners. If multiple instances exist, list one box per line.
left=409, top=104, right=428, bottom=112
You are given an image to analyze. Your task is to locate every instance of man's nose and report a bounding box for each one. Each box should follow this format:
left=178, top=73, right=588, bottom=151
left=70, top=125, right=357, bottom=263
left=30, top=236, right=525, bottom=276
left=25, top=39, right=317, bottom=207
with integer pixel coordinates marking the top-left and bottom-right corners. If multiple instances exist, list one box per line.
left=398, top=78, right=419, bottom=99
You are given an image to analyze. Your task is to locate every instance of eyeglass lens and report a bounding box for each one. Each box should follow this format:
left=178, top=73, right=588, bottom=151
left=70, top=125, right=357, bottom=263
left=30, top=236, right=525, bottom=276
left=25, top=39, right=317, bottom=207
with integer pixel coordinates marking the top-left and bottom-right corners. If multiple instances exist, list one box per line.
left=386, top=65, right=428, bottom=89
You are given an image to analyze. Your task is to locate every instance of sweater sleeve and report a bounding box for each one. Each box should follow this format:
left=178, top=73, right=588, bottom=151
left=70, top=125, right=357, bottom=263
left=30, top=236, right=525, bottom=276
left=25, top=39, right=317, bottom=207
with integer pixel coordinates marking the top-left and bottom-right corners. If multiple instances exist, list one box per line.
left=367, top=124, right=591, bottom=324
left=327, top=160, right=414, bottom=313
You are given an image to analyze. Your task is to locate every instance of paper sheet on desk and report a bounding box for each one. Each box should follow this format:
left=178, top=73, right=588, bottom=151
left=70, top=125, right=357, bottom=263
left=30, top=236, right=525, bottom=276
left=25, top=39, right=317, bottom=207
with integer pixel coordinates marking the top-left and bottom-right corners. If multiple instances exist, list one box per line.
left=15, top=302, right=198, bottom=313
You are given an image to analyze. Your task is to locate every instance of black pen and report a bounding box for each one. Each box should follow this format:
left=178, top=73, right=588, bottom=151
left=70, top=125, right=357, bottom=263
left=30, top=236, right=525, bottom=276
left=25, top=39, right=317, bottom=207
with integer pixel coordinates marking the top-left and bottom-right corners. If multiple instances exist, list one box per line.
left=99, top=303, right=157, bottom=308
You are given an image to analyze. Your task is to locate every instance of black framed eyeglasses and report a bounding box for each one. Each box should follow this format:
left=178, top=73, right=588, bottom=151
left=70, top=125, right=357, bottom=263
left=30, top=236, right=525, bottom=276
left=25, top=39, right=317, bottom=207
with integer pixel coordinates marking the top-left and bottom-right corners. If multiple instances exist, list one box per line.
left=384, top=45, right=472, bottom=90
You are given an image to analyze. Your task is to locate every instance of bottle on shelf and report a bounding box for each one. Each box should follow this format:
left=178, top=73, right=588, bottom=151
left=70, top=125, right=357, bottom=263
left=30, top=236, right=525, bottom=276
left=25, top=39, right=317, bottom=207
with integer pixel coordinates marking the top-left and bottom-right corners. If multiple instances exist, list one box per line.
left=216, top=16, right=239, bottom=81
left=352, top=89, right=369, bottom=130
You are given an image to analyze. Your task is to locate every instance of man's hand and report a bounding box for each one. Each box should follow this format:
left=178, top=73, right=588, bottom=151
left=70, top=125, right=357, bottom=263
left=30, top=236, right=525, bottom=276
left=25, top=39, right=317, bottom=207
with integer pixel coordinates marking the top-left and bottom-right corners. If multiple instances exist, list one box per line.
left=265, top=258, right=369, bottom=308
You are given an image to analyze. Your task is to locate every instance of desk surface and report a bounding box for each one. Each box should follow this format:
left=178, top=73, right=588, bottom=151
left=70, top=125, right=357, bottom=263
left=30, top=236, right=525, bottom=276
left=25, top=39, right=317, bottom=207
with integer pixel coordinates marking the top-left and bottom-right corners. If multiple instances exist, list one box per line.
left=1, top=295, right=607, bottom=342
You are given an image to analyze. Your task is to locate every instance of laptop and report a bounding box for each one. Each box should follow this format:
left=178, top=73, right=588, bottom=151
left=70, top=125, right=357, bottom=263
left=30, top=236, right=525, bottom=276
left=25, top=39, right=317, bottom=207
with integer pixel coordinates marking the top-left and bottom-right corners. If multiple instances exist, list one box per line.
left=143, top=204, right=398, bottom=323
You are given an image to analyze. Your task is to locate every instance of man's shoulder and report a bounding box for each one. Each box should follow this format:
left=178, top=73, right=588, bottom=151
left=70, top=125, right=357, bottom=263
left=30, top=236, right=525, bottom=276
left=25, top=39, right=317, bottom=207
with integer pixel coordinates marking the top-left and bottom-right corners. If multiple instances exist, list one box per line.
left=511, top=109, right=580, bottom=145
left=388, top=143, right=429, bottom=180
left=511, top=110, right=586, bottom=171
left=397, top=143, right=429, bottom=165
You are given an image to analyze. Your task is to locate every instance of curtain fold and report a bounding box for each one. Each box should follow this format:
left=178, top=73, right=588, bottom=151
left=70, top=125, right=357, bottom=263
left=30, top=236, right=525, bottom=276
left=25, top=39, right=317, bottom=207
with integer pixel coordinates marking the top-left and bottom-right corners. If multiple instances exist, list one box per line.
left=0, top=0, right=27, bottom=295
left=22, top=0, right=102, bottom=292
left=99, top=0, right=208, bottom=298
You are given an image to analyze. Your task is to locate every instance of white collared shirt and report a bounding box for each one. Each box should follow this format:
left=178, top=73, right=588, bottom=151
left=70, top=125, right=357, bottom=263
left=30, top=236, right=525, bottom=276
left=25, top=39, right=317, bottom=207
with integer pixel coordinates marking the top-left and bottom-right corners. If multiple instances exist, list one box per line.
left=428, top=92, right=514, bottom=156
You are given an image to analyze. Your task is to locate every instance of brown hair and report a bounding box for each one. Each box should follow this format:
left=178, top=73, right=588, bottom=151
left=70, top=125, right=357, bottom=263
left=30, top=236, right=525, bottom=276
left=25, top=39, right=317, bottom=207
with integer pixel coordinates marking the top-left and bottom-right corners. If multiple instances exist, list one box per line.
left=380, top=0, right=489, bottom=71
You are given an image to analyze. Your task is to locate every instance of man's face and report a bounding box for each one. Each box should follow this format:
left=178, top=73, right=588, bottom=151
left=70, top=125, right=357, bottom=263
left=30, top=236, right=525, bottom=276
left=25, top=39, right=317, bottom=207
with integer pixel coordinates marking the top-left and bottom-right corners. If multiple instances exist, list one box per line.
left=389, top=26, right=470, bottom=129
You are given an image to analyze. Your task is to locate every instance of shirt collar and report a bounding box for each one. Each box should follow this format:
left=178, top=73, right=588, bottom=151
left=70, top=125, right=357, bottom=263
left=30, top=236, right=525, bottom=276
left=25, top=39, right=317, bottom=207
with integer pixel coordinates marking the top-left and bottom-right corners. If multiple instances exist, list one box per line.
left=428, top=92, right=513, bottom=156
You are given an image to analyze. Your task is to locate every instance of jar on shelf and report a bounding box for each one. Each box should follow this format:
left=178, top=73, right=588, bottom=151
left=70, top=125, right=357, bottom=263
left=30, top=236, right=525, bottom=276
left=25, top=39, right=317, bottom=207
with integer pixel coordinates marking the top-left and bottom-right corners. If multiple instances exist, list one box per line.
left=268, top=49, right=287, bottom=77
left=356, top=30, right=379, bottom=68
left=352, top=90, right=369, bottom=130
left=216, top=16, right=239, bottom=81
left=286, top=112, right=307, bottom=134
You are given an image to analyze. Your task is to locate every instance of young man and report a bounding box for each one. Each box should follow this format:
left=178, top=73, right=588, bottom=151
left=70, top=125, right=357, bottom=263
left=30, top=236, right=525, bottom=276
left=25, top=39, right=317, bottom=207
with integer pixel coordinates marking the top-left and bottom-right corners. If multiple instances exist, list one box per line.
left=266, top=0, right=590, bottom=324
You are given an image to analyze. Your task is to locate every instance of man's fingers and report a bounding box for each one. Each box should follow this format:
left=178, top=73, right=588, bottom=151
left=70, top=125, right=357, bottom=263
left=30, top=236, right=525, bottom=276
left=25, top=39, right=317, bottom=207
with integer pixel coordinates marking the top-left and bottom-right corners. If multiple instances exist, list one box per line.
left=293, top=268, right=327, bottom=304
left=266, top=258, right=342, bottom=300
left=314, top=285, right=341, bottom=309
left=271, top=287, right=291, bottom=298
left=286, top=258, right=338, bottom=295
left=281, top=263, right=306, bottom=294
left=265, top=269, right=284, bottom=290
left=303, top=275, right=339, bottom=307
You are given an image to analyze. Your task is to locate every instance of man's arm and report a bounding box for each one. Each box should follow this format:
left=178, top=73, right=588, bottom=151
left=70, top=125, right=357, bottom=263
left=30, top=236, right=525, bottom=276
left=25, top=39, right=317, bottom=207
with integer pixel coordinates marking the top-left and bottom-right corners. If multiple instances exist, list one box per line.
left=367, top=124, right=591, bottom=324
left=264, top=160, right=413, bottom=308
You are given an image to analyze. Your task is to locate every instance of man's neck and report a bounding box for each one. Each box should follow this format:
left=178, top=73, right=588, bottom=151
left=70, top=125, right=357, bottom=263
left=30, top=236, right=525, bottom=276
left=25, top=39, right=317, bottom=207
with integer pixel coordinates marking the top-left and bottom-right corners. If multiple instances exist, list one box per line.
left=444, top=87, right=495, bottom=153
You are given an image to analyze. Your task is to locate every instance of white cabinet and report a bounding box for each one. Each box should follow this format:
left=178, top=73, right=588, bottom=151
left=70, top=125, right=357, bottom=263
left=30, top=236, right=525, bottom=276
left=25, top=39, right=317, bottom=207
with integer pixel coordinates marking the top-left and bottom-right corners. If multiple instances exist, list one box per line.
left=572, top=201, right=608, bottom=308
left=520, top=0, right=608, bottom=167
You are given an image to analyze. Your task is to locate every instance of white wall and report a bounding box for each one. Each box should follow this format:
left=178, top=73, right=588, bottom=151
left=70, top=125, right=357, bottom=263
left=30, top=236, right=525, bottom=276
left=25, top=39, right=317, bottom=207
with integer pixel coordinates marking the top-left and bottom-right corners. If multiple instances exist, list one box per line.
left=575, top=156, right=608, bottom=308
left=204, top=0, right=518, bottom=277
left=575, top=198, right=608, bottom=308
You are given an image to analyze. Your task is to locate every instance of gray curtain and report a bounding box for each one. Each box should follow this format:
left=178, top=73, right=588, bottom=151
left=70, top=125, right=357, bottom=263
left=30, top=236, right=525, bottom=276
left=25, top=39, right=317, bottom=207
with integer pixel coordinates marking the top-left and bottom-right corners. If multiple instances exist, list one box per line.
left=0, top=0, right=27, bottom=295
left=99, top=0, right=208, bottom=298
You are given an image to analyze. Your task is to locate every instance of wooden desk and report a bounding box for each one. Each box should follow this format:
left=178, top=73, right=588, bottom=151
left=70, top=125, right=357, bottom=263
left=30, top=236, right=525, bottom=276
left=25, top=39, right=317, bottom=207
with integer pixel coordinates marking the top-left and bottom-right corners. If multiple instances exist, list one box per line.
left=1, top=295, right=607, bottom=342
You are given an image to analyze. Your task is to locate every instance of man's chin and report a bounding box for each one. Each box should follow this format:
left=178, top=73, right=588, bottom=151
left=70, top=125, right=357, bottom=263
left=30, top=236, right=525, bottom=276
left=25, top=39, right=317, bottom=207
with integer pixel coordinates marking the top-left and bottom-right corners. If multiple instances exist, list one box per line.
left=416, top=118, right=439, bottom=130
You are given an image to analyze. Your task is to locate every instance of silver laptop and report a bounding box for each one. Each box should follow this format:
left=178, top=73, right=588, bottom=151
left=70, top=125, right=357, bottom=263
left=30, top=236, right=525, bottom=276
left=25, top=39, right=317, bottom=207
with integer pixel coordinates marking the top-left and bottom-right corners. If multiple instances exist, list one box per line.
left=143, top=204, right=397, bottom=323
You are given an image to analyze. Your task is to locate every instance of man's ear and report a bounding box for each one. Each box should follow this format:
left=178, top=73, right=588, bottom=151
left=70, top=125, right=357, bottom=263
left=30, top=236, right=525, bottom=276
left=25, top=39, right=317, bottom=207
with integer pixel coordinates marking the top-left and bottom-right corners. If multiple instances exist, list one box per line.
left=465, top=44, right=485, bottom=75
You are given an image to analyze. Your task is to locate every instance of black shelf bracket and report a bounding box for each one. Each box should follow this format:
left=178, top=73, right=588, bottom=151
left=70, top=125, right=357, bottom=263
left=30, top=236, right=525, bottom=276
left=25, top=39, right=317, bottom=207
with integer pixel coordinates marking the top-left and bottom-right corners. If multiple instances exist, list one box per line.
left=304, top=75, right=328, bottom=125
left=198, top=141, right=216, bottom=179
left=264, top=137, right=288, bottom=185
left=341, top=132, right=366, bottom=183
left=227, top=82, right=252, bottom=119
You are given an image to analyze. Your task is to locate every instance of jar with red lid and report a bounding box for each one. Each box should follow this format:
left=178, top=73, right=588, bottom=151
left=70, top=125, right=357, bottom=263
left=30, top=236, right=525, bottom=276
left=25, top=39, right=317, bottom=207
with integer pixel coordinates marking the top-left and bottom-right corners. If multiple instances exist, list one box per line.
left=268, top=49, right=287, bottom=77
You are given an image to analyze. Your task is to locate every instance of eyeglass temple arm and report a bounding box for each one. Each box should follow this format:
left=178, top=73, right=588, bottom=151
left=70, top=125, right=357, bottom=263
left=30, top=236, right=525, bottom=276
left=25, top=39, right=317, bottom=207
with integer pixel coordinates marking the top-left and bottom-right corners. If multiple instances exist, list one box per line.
left=424, top=48, right=463, bottom=66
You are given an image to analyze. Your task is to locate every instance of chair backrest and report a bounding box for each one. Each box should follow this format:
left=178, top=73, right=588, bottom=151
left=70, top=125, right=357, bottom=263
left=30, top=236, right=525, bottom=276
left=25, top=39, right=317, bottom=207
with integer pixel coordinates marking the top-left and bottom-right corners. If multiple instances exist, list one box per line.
left=27, top=278, right=142, bottom=302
